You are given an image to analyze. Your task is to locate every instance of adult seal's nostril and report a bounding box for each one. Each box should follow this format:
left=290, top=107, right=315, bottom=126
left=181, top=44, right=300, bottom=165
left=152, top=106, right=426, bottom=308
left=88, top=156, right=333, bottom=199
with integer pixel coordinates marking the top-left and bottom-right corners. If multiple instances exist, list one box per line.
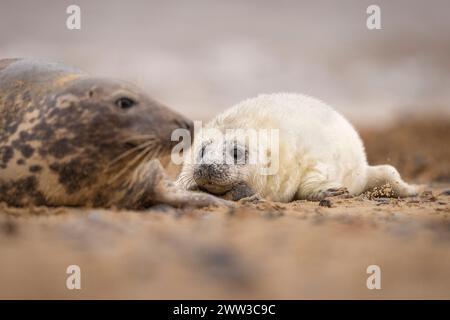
left=170, top=117, right=194, bottom=148
left=179, top=118, right=194, bottom=145
left=174, top=118, right=193, bottom=132
left=186, top=120, right=195, bottom=144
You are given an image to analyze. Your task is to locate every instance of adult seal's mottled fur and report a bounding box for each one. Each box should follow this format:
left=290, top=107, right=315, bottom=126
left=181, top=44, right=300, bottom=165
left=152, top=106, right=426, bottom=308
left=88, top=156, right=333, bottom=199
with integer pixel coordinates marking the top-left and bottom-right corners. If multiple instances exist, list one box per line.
left=0, top=58, right=226, bottom=209
left=177, top=93, right=418, bottom=202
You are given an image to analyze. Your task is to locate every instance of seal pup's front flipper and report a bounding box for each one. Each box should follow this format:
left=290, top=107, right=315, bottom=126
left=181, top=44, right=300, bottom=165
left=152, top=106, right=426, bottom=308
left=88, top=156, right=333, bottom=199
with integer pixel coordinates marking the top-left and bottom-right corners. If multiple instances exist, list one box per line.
left=121, top=159, right=233, bottom=209
left=222, top=182, right=256, bottom=201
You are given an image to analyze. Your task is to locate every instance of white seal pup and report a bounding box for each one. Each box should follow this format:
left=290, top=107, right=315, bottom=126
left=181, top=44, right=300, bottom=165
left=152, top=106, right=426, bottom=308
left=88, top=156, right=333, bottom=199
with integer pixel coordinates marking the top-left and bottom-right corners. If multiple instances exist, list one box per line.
left=177, top=93, right=418, bottom=202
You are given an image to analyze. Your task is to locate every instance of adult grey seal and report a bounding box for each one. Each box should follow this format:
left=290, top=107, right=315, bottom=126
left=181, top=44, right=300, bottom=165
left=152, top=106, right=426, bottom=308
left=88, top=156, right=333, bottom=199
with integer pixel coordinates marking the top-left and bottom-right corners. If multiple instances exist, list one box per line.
left=0, top=58, right=226, bottom=209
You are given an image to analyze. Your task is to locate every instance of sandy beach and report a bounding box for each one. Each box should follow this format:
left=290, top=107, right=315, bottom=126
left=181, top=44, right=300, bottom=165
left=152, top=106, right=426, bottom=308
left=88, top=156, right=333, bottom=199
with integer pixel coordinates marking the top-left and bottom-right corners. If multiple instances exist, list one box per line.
left=1, top=0, right=449, bottom=300
left=0, top=116, right=448, bottom=299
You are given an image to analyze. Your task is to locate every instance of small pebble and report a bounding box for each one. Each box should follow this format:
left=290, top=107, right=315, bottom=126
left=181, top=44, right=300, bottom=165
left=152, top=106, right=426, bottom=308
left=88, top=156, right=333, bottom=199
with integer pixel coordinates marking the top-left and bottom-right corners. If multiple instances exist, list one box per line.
left=319, top=199, right=332, bottom=208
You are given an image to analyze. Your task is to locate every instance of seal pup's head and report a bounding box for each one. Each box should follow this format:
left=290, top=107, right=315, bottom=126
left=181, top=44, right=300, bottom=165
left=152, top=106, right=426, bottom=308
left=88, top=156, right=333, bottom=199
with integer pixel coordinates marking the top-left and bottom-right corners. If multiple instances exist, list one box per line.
left=177, top=126, right=277, bottom=200
left=193, top=135, right=249, bottom=195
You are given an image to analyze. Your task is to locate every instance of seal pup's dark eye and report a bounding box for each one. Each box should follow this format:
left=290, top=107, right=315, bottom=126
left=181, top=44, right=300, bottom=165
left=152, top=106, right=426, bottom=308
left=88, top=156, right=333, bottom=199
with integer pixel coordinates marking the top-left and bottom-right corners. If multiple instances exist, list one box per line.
left=199, top=145, right=207, bottom=159
left=232, top=145, right=245, bottom=164
left=115, top=97, right=136, bottom=109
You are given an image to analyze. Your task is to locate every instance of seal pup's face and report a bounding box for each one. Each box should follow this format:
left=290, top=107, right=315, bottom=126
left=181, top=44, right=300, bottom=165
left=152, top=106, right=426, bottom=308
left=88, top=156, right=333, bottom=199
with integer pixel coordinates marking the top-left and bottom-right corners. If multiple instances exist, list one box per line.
left=192, top=136, right=251, bottom=195
left=178, top=127, right=278, bottom=200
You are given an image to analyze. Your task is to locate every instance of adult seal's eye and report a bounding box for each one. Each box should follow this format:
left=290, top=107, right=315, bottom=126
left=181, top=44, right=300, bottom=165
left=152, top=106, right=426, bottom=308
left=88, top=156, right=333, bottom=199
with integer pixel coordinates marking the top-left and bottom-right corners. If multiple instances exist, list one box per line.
left=115, top=97, right=136, bottom=109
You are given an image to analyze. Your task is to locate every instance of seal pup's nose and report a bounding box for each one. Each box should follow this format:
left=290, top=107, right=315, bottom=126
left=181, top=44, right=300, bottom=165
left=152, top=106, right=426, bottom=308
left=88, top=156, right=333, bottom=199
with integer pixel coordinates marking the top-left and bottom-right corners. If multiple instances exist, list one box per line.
left=193, top=162, right=234, bottom=195
left=195, top=163, right=230, bottom=182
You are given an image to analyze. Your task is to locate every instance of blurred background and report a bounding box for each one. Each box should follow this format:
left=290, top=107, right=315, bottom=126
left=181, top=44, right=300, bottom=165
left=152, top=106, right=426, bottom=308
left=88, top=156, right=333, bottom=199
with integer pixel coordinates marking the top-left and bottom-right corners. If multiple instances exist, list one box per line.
left=1, top=1, right=450, bottom=300
left=1, top=0, right=450, bottom=126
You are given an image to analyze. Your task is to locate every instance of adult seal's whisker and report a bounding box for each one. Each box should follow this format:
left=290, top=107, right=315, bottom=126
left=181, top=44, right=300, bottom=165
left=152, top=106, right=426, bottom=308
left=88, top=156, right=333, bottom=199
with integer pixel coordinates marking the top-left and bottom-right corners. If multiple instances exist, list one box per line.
left=107, top=139, right=158, bottom=169
left=119, top=134, right=158, bottom=144
left=109, top=146, right=154, bottom=185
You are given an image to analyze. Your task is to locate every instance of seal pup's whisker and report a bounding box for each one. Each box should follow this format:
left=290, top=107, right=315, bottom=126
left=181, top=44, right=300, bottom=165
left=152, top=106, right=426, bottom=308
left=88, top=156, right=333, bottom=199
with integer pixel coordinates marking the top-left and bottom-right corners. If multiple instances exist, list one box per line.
left=176, top=171, right=196, bottom=190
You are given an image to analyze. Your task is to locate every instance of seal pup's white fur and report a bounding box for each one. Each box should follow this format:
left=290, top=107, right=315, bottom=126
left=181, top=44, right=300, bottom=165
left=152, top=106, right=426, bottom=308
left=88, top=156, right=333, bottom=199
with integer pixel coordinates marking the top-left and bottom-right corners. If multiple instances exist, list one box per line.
left=177, top=93, right=418, bottom=202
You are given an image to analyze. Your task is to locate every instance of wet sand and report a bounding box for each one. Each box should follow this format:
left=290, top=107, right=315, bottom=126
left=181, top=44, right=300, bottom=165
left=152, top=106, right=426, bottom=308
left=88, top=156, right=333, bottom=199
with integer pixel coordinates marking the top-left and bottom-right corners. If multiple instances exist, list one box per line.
left=0, top=117, right=449, bottom=299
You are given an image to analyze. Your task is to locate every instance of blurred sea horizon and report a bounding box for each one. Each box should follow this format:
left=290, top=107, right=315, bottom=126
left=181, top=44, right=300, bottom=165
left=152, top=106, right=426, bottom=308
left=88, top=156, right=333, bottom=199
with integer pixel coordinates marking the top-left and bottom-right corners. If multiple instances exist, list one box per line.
left=1, top=0, right=450, bottom=126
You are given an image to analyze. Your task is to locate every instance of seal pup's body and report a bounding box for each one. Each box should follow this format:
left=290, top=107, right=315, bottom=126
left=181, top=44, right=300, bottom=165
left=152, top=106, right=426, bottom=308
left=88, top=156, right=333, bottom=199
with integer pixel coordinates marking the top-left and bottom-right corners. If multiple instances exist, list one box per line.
left=0, top=58, right=226, bottom=209
left=178, top=93, right=417, bottom=202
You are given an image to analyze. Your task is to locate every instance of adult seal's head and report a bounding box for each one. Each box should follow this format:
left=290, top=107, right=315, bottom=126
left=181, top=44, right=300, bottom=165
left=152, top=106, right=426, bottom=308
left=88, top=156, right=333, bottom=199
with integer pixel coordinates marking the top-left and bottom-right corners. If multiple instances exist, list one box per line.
left=0, top=59, right=227, bottom=209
